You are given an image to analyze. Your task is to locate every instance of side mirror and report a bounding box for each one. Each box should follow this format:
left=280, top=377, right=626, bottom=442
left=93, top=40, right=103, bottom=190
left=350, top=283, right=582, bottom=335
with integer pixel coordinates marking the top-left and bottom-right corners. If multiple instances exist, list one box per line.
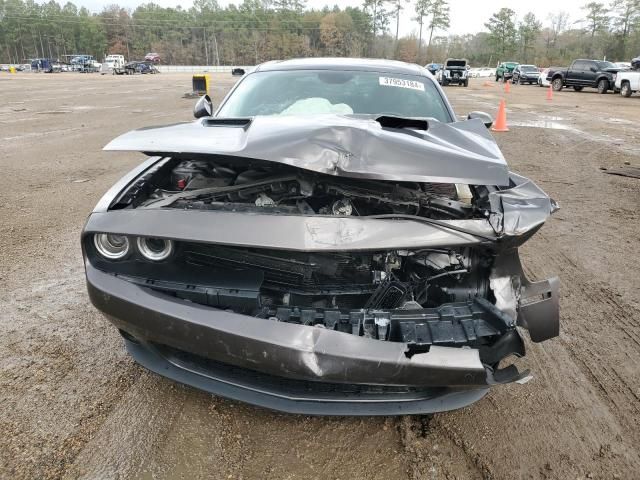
left=194, top=94, right=213, bottom=119
left=468, top=111, right=493, bottom=129
left=590, top=66, right=598, bottom=72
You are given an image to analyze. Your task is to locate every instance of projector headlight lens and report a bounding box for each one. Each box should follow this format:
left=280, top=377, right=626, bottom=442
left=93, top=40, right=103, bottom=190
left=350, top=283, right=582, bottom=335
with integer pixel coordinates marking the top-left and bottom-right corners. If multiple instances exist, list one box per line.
left=93, top=233, right=130, bottom=260
left=137, top=237, right=174, bottom=261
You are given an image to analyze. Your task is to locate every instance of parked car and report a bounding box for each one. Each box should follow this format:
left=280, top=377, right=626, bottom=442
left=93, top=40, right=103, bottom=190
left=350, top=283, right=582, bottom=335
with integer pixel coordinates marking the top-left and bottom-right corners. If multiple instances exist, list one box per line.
left=425, top=63, right=442, bottom=76
left=496, top=62, right=519, bottom=82
left=69, top=54, right=101, bottom=72
left=144, top=52, right=161, bottom=63
left=436, top=58, right=469, bottom=86
left=84, top=58, right=560, bottom=416
left=538, top=68, right=552, bottom=87
left=547, top=59, right=621, bottom=93
left=615, top=70, right=640, bottom=97
left=30, top=58, right=54, bottom=73
left=613, top=62, right=631, bottom=70
left=124, top=61, right=159, bottom=74
left=469, top=67, right=495, bottom=78
left=512, top=64, right=540, bottom=85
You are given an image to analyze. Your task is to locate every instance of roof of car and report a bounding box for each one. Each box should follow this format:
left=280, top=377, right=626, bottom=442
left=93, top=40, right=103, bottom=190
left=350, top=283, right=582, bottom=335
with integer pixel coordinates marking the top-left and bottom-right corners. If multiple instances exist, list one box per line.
left=254, top=57, right=428, bottom=76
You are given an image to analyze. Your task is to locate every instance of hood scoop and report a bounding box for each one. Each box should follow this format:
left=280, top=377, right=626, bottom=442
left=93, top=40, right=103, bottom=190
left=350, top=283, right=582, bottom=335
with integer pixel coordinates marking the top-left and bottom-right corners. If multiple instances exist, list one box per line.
left=375, top=116, right=429, bottom=131
left=204, top=118, right=252, bottom=128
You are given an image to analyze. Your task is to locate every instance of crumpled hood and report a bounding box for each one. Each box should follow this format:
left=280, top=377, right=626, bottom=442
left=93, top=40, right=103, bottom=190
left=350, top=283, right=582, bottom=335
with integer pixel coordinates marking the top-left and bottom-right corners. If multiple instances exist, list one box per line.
left=104, top=114, right=510, bottom=186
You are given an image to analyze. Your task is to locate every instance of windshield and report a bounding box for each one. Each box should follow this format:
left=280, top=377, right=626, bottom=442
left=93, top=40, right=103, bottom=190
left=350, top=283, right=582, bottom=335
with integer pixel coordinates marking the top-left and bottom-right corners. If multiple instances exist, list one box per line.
left=521, top=65, right=537, bottom=72
left=217, top=70, right=452, bottom=122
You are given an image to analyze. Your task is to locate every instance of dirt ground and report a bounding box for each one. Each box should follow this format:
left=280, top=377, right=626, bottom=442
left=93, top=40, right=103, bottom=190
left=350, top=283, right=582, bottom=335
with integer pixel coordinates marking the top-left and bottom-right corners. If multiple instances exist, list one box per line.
left=1, top=71, right=639, bottom=480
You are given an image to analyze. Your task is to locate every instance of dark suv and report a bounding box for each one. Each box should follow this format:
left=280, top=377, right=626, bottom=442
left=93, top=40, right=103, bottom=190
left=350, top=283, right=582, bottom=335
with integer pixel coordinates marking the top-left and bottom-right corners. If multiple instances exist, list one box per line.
left=547, top=59, right=621, bottom=93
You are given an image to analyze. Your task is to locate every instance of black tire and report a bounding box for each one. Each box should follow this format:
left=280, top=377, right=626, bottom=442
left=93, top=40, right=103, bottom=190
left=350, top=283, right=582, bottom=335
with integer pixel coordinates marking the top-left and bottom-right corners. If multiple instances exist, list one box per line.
left=495, top=75, right=499, bottom=82
left=573, top=86, right=584, bottom=91
left=463, top=79, right=469, bottom=87
left=552, top=77, right=564, bottom=91
left=597, top=79, right=609, bottom=94
left=621, top=81, right=632, bottom=98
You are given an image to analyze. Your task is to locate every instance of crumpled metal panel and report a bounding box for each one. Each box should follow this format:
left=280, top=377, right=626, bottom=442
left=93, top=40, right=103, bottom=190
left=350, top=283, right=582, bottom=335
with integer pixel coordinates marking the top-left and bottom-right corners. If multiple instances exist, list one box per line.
left=84, top=209, right=496, bottom=251
left=104, top=115, right=510, bottom=186
left=489, top=172, right=559, bottom=238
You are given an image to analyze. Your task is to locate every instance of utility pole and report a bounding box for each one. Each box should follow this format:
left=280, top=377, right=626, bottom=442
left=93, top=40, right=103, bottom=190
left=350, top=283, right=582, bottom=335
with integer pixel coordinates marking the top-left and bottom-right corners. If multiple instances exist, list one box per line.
left=212, top=32, right=220, bottom=66
left=204, top=27, right=209, bottom=65
left=395, top=2, right=400, bottom=43
left=417, top=15, right=423, bottom=59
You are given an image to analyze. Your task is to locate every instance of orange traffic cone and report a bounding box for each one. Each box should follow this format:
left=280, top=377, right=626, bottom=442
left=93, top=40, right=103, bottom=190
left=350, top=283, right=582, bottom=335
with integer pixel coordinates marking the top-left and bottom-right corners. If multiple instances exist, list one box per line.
left=504, top=80, right=511, bottom=94
left=491, top=100, right=509, bottom=132
left=546, top=84, right=553, bottom=101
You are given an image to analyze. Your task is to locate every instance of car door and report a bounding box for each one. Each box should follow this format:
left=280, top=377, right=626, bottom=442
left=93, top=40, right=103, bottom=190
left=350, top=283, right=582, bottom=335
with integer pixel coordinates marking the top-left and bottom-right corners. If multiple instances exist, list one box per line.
left=566, top=61, right=583, bottom=86
left=582, top=61, right=598, bottom=86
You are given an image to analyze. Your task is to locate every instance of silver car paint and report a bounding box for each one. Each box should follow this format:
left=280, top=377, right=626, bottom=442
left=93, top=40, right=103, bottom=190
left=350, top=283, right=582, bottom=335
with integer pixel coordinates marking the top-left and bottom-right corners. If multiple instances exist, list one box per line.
left=104, top=115, right=510, bottom=186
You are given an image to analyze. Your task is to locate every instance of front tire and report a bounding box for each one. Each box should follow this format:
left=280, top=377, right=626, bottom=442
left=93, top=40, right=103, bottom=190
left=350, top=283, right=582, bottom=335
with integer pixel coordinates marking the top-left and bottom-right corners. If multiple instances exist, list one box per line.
left=621, top=82, right=632, bottom=97
left=552, top=78, right=564, bottom=91
left=597, top=79, right=609, bottom=94
left=495, top=75, right=499, bottom=82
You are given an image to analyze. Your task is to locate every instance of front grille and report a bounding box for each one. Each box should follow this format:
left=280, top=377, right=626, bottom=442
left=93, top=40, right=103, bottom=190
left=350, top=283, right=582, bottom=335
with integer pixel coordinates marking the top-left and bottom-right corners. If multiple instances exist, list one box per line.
left=184, top=244, right=373, bottom=292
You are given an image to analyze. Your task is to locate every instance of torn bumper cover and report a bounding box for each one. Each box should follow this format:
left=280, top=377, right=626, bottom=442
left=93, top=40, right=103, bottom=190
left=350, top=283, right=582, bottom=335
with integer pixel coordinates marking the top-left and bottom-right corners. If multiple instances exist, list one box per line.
left=87, top=262, right=540, bottom=415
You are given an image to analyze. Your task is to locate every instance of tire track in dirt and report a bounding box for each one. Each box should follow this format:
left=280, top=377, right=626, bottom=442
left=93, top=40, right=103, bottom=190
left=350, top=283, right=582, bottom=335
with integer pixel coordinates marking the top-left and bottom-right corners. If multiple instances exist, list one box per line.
left=532, top=232, right=640, bottom=427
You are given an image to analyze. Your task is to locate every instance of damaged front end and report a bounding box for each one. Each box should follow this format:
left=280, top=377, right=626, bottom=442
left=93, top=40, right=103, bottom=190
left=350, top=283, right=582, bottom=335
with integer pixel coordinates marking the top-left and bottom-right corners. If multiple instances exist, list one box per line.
left=83, top=115, right=559, bottom=415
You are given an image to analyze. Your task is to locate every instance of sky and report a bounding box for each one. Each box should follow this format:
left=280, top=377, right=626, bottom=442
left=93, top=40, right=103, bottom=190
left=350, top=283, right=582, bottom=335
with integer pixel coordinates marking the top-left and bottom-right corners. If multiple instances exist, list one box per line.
left=56, top=0, right=585, bottom=36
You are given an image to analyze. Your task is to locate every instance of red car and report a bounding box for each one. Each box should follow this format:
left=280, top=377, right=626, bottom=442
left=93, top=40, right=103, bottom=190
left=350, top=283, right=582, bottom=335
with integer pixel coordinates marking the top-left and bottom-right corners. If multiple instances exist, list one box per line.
left=144, top=52, right=160, bottom=63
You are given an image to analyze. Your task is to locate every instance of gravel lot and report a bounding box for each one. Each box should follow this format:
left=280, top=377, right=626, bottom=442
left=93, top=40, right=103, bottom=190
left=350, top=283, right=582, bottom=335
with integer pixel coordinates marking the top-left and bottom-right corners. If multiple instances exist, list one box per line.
left=1, top=72, right=639, bottom=480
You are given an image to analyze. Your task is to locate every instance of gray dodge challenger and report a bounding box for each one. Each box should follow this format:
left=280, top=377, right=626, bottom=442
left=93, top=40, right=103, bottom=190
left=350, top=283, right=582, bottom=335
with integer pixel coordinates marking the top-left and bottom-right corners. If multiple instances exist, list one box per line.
left=83, top=58, right=560, bottom=415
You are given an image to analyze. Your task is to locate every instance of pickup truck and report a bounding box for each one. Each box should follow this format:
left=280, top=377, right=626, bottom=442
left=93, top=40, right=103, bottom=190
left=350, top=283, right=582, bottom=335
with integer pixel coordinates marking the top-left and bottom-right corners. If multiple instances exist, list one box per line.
left=616, top=71, right=640, bottom=97
left=547, top=59, right=621, bottom=94
left=496, top=62, right=518, bottom=82
left=615, top=57, right=640, bottom=97
left=436, top=58, right=469, bottom=86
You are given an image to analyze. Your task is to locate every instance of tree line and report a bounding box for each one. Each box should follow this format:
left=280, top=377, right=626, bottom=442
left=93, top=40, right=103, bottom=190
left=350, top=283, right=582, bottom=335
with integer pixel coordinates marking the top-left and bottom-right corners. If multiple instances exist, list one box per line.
left=0, top=0, right=638, bottom=67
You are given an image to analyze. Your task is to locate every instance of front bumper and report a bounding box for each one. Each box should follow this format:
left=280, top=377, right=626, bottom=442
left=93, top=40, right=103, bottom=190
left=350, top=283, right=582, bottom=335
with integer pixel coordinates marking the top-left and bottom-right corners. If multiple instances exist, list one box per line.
left=86, top=262, right=498, bottom=415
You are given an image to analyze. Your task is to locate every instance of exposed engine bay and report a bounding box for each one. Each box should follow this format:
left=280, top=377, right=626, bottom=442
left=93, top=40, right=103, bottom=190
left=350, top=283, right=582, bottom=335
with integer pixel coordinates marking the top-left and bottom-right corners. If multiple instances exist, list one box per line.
left=115, top=158, right=494, bottom=221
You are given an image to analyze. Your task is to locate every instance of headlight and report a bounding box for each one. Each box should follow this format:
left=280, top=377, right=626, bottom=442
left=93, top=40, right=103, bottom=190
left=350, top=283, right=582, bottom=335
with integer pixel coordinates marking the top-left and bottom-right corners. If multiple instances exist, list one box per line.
left=137, top=237, right=174, bottom=261
left=93, top=233, right=130, bottom=260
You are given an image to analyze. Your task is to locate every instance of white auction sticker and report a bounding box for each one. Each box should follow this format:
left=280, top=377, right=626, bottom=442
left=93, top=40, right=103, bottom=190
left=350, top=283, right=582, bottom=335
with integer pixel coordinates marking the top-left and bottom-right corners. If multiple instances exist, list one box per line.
left=379, top=76, right=425, bottom=91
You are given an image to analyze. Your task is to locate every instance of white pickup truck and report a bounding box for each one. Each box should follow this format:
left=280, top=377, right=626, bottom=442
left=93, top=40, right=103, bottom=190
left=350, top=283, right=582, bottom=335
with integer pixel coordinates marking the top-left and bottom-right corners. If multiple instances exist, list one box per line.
left=615, top=71, right=640, bottom=97
left=615, top=57, right=640, bottom=97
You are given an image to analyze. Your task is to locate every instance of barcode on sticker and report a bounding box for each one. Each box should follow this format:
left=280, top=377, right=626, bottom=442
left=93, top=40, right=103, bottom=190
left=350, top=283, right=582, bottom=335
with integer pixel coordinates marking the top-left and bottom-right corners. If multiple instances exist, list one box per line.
left=379, top=77, right=425, bottom=91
